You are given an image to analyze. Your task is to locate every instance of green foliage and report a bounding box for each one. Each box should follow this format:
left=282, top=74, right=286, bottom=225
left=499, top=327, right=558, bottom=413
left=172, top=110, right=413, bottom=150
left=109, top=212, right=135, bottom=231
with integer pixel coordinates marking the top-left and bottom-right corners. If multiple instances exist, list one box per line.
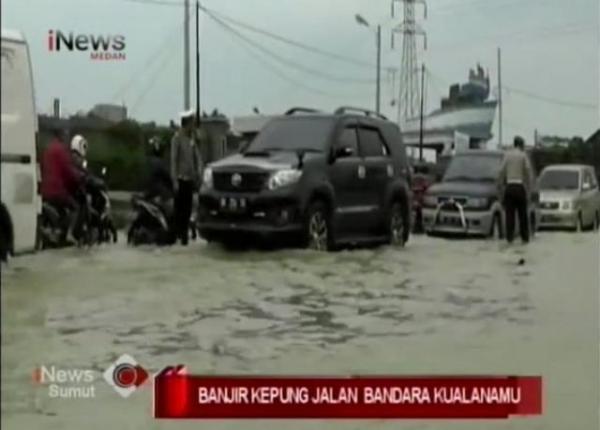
left=38, top=119, right=174, bottom=191
left=530, top=137, right=600, bottom=177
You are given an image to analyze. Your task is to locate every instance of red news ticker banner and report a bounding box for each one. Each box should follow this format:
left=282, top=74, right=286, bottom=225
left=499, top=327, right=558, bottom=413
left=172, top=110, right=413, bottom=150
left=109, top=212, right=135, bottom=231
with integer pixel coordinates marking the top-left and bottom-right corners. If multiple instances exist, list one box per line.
left=153, top=367, right=542, bottom=420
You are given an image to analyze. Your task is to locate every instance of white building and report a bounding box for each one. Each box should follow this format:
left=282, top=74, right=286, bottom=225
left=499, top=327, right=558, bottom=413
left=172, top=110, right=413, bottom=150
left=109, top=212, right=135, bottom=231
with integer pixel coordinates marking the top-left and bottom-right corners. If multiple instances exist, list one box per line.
left=89, top=103, right=127, bottom=123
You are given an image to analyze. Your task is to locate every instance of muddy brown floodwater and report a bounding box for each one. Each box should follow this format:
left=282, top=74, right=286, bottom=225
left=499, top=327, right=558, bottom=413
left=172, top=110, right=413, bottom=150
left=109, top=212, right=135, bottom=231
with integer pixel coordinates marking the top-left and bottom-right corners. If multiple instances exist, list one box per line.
left=1, top=232, right=598, bottom=430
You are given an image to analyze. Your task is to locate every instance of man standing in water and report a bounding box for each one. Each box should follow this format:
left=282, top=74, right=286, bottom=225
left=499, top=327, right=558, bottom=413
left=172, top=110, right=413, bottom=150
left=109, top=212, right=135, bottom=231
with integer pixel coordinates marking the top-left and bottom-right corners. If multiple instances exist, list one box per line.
left=171, top=110, right=203, bottom=245
left=498, top=136, right=534, bottom=244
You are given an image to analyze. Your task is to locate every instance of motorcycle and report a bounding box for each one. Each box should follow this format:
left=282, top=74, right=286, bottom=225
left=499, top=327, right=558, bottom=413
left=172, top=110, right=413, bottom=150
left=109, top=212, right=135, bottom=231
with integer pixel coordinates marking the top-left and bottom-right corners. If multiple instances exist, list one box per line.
left=87, top=167, right=117, bottom=244
left=127, top=195, right=174, bottom=246
left=127, top=194, right=199, bottom=246
left=39, top=165, right=115, bottom=248
left=39, top=187, right=91, bottom=249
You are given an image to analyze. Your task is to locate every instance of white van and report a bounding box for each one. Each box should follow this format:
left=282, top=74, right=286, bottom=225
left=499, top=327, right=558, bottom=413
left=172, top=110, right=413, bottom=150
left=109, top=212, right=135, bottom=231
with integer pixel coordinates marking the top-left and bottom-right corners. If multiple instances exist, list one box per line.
left=1, top=29, right=40, bottom=258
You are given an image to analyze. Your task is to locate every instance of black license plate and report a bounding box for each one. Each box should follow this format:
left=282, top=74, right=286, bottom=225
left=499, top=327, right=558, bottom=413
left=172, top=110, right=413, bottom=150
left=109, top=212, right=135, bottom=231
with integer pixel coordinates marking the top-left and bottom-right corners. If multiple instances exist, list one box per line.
left=219, top=197, right=248, bottom=213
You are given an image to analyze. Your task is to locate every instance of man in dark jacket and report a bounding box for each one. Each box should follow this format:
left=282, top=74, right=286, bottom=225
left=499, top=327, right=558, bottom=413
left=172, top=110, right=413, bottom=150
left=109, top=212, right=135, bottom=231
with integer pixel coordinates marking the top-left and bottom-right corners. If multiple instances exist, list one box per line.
left=144, top=137, right=174, bottom=202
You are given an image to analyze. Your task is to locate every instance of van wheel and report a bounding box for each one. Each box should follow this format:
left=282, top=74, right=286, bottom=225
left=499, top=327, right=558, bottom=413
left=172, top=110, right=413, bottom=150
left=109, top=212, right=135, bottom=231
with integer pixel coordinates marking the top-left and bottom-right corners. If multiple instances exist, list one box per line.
left=0, top=204, right=13, bottom=261
left=388, top=202, right=406, bottom=247
left=303, top=201, right=333, bottom=251
left=488, top=213, right=503, bottom=239
left=0, top=224, right=8, bottom=262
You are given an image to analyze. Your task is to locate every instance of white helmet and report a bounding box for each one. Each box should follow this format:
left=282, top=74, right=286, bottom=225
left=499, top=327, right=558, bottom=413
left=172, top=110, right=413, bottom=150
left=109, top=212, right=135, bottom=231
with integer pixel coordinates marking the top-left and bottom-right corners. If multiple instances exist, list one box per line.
left=70, top=135, right=88, bottom=157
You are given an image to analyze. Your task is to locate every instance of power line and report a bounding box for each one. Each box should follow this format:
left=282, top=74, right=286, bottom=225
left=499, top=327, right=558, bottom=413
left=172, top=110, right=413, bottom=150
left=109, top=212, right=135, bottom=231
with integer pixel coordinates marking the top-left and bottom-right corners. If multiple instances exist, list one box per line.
left=204, top=10, right=376, bottom=85
left=111, top=23, right=181, bottom=102
left=123, top=0, right=394, bottom=72
left=503, top=87, right=598, bottom=111
left=425, top=20, right=595, bottom=54
left=130, top=38, right=180, bottom=114
left=124, top=0, right=187, bottom=7
left=207, top=11, right=369, bottom=100
left=426, top=68, right=598, bottom=111
left=203, top=5, right=393, bottom=71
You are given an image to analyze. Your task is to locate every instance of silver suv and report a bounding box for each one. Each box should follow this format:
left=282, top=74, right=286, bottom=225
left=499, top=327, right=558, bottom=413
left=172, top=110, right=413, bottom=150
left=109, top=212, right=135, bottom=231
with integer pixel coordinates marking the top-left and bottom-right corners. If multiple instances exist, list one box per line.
left=538, top=164, right=600, bottom=231
left=422, top=150, right=538, bottom=238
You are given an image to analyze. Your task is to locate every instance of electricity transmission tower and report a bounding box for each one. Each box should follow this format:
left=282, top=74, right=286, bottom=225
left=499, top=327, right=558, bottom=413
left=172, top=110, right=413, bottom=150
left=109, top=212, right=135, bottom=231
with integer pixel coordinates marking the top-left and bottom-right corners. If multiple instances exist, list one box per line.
left=391, top=0, right=427, bottom=124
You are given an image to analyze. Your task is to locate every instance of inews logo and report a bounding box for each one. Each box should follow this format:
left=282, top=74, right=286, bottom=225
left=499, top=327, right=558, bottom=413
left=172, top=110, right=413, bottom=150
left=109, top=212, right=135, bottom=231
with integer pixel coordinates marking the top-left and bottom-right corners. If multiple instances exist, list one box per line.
left=32, top=354, right=149, bottom=399
left=47, top=30, right=126, bottom=61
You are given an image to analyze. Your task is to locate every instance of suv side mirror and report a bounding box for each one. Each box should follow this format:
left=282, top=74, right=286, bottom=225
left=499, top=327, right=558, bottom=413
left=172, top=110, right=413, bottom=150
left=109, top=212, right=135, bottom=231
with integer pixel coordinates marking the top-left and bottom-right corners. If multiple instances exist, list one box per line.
left=334, top=146, right=354, bottom=159
left=239, top=140, right=250, bottom=153
left=582, top=182, right=591, bottom=191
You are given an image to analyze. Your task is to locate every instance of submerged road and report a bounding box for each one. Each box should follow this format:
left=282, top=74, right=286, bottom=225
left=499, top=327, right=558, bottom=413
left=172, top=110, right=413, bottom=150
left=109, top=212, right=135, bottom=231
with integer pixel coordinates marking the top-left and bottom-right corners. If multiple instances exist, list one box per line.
left=1, top=232, right=598, bottom=429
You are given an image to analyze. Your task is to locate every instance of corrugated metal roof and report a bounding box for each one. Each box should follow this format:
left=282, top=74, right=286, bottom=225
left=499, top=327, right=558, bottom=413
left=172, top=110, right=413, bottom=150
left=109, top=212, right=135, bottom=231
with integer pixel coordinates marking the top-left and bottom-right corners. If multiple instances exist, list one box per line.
left=1, top=29, right=25, bottom=43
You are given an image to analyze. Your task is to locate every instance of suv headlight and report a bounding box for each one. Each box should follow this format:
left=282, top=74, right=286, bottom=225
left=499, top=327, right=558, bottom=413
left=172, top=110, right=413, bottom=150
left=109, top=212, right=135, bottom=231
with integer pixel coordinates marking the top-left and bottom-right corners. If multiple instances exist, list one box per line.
left=202, top=167, right=213, bottom=189
left=423, top=195, right=437, bottom=207
left=562, top=200, right=572, bottom=210
left=267, top=169, right=302, bottom=190
left=467, top=197, right=488, bottom=209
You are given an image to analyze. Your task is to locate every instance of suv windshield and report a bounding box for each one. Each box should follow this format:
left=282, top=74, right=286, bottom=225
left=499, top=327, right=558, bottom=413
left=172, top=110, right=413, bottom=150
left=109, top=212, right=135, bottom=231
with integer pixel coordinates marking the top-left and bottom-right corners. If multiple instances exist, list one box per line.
left=443, top=154, right=503, bottom=182
left=539, top=170, right=580, bottom=190
left=245, top=117, right=334, bottom=153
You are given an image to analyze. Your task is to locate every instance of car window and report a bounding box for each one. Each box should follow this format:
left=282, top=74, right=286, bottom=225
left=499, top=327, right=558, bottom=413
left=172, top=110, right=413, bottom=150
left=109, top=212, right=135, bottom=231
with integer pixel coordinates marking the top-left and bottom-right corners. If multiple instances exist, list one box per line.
left=357, top=127, right=389, bottom=157
left=336, top=125, right=359, bottom=154
left=538, top=170, right=580, bottom=190
left=246, top=117, right=334, bottom=152
left=443, top=154, right=503, bottom=182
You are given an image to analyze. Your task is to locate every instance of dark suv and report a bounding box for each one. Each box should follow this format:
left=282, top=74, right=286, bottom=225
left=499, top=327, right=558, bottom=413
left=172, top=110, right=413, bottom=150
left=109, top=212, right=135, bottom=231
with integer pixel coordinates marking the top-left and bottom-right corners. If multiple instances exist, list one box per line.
left=197, top=107, right=413, bottom=250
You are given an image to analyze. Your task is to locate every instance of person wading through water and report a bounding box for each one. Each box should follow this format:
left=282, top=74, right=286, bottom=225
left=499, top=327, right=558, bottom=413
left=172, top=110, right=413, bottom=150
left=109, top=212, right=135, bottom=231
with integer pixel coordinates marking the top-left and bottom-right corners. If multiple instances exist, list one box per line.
left=498, top=136, right=534, bottom=244
left=170, top=110, right=203, bottom=245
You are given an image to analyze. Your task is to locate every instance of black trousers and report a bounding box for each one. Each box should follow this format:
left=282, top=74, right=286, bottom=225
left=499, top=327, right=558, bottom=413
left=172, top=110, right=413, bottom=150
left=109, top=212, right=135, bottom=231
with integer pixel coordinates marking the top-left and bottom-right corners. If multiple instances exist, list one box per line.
left=46, top=195, right=79, bottom=236
left=174, top=179, right=194, bottom=245
left=503, top=183, right=529, bottom=243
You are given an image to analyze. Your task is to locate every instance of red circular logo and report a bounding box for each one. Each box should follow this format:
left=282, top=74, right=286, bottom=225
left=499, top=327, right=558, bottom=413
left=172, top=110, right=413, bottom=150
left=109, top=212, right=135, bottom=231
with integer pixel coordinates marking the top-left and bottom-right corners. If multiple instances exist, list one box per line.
left=113, top=363, right=137, bottom=388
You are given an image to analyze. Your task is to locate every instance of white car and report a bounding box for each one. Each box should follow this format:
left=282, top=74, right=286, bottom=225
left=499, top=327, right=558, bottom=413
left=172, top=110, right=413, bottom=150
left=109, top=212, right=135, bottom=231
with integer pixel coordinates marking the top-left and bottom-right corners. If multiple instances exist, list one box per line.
left=538, top=164, right=600, bottom=231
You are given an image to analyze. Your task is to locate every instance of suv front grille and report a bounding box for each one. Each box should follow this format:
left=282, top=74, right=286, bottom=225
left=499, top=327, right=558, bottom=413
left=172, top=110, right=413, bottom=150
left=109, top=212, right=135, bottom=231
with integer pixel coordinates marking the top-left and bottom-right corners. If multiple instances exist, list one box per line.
left=540, top=201, right=559, bottom=210
left=438, top=196, right=468, bottom=206
left=213, top=171, right=269, bottom=193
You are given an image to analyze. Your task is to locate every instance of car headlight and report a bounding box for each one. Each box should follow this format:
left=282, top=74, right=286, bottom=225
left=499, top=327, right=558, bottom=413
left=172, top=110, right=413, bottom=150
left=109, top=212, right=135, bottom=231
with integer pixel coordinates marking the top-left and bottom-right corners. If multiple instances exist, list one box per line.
left=202, top=167, right=213, bottom=189
left=562, top=200, right=573, bottom=210
left=267, top=169, right=302, bottom=190
left=423, top=195, right=438, bottom=207
left=467, top=197, right=488, bottom=209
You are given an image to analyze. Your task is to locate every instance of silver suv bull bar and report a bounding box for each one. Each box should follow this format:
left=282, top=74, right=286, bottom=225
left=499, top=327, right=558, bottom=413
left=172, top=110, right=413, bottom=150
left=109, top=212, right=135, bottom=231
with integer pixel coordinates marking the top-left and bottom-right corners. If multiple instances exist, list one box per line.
left=432, top=200, right=468, bottom=232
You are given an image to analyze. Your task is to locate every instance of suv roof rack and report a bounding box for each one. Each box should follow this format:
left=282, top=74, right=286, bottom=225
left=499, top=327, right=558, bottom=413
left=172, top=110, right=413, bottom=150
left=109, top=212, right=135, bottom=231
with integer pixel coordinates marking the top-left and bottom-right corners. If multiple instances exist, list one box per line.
left=334, top=106, right=388, bottom=121
left=285, top=107, right=322, bottom=115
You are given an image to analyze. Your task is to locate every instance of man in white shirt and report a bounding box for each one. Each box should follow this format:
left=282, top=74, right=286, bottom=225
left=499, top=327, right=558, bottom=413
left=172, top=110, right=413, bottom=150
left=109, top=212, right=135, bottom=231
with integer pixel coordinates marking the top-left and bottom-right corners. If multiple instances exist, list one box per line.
left=170, top=110, right=203, bottom=245
left=497, top=136, right=534, bottom=244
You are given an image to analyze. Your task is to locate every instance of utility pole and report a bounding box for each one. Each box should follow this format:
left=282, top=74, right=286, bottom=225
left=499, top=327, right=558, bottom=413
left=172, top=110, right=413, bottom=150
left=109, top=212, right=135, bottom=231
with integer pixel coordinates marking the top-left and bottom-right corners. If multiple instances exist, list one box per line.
left=376, top=25, right=381, bottom=114
left=183, top=0, right=190, bottom=110
left=391, top=0, right=427, bottom=125
left=497, top=47, right=503, bottom=148
left=355, top=14, right=382, bottom=115
left=195, top=0, right=200, bottom=125
left=418, top=63, right=425, bottom=161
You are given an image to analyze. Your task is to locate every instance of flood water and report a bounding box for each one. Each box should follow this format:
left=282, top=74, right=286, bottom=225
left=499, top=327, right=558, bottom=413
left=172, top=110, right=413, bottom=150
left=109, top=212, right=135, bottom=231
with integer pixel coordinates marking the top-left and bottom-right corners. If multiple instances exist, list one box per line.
left=1, top=232, right=598, bottom=429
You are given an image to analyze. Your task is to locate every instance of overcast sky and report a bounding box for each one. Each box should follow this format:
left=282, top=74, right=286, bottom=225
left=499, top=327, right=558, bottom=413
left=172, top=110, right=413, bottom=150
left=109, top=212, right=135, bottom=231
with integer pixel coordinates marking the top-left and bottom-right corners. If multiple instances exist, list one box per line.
left=3, top=0, right=599, bottom=143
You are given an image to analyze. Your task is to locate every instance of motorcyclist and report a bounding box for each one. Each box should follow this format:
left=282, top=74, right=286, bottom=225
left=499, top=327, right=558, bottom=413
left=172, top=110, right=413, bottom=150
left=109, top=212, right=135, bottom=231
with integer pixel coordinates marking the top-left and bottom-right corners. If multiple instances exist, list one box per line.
left=132, top=137, right=175, bottom=244
left=41, top=129, right=84, bottom=244
left=144, top=137, right=174, bottom=204
left=70, top=134, right=88, bottom=174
